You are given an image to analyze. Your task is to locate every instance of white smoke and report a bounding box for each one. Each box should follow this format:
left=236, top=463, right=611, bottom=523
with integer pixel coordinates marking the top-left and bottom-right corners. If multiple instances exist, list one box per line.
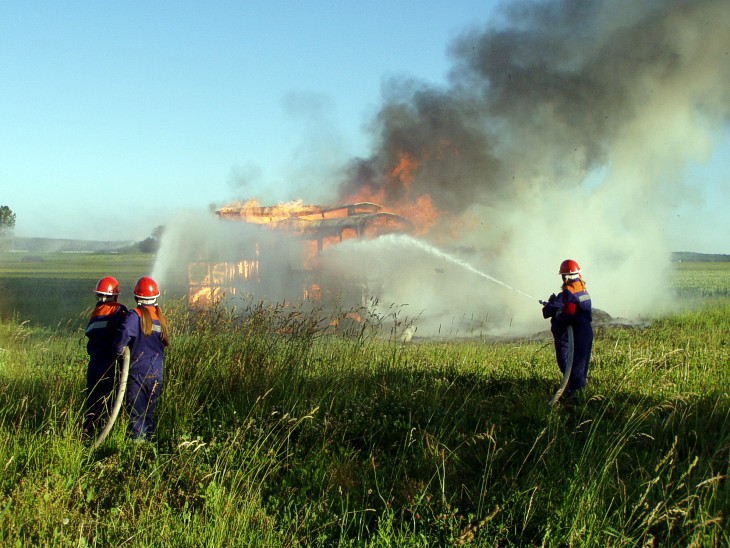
left=152, top=0, right=730, bottom=336
left=333, top=0, right=730, bottom=327
left=152, top=210, right=304, bottom=304
left=320, top=234, right=545, bottom=336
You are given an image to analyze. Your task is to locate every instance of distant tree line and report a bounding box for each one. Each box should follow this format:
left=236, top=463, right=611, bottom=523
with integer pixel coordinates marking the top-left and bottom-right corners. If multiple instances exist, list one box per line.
left=0, top=205, right=15, bottom=237
left=138, top=225, right=164, bottom=253
left=672, top=252, right=730, bottom=262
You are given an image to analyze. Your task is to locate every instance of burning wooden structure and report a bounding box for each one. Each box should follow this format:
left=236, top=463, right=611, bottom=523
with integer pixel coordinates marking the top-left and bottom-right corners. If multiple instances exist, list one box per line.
left=188, top=200, right=413, bottom=306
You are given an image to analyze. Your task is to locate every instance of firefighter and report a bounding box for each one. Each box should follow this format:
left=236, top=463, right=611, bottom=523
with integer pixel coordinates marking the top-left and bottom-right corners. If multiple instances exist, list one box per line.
left=84, top=276, right=128, bottom=437
left=541, top=259, right=593, bottom=400
left=113, top=276, right=170, bottom=440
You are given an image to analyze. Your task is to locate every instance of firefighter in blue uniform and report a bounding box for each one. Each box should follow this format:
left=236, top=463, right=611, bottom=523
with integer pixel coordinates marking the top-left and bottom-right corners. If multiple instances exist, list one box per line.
left=541, top=259, right=593, bottom=400
left=84, top=276, right=128, bottom=437
left=114, top=276, right=170, bottom=440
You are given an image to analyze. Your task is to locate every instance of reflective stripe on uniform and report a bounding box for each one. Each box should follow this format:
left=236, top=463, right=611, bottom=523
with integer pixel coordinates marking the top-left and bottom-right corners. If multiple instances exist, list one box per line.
left=86, top=320, right=109, bottom=333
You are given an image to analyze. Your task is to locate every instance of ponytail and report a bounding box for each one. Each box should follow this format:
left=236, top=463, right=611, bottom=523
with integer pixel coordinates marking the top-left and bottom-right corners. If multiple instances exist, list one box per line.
left=157, top=305, right=170, bottom=347
left=138, top=306, right=152, bottom=336
left=137, top=305, right=171, bottom=347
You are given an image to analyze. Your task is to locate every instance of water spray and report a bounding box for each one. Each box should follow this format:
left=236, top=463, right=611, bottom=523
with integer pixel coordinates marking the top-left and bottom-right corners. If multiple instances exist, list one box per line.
left=395, top=236, right=577, bottom=405
left=398, top=235, right=539, bottom=302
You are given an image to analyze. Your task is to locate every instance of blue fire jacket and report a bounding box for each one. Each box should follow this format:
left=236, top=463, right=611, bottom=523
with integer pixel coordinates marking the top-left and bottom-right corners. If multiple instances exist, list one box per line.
left=114, top=306, right=166, bottom=374
left=85, top=301, right=128, bottom=359
left=542, top=282, right=592, bottom=327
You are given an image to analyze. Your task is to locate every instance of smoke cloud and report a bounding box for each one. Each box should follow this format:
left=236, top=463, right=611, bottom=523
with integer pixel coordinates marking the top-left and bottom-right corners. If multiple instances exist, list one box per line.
left=154, top=0, right=730, bottom=336
left=330, top=0, right=730, bottom=327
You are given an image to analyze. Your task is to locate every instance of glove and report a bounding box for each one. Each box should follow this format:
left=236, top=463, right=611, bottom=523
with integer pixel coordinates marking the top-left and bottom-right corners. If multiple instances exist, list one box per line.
left=541, top=294, right=559, bottom=319
left=539, top=294, right=556, bottom=305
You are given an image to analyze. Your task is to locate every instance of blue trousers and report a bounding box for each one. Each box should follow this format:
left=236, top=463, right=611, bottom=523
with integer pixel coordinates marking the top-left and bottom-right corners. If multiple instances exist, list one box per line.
left=553, top=322, right=593, bottom=394
left=84, top=356, right=118, bottom=435
left=125, top=367, right=163, bottom=440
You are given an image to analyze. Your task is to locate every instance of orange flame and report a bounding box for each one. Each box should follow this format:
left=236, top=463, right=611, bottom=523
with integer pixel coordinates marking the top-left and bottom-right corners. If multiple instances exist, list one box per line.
left=391, top=152, right=417, bottom=187
left=217, top=198, right=327, bottom=224
left=343, top=151, right=440, bottom=235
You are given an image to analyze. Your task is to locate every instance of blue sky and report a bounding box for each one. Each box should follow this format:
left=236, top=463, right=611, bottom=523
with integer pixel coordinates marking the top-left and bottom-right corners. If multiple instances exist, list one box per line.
left=1, top=2, right=500, bottom=240
left=1, top=1, right=729, bottom=253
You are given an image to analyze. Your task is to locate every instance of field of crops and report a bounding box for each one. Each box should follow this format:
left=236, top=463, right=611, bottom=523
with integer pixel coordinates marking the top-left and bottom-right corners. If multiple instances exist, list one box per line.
left=671, top=260, right=730, bottom=298
left=0, top=256, right=728, bottom=545
left=0, top=252, right=155, bottom=328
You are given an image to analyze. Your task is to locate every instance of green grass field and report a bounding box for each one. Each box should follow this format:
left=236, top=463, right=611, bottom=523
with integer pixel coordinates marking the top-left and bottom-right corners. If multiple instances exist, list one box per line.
left=0, top=252, right=155, bottom=328
left=671, top=260, right=730, bottom=298
left=0, top=257, right=728, bottom=545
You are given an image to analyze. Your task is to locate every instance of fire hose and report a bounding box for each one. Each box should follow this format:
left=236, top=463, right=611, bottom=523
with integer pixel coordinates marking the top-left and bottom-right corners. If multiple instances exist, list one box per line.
left=547, top=325, right=573, bottom=407
left=92, top=346, right=130, bottom=450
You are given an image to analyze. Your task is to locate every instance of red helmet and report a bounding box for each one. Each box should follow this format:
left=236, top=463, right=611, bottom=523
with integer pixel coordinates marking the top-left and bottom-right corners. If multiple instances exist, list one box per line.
left=559, top=259, right=581, bottom=276
left=133, top=276, right=160, bottom=299
left=95, top=276, right=120, bottom=296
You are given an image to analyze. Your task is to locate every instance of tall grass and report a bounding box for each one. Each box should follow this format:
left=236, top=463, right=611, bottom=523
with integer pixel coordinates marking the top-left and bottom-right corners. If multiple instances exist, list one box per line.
left=1, top=293, right=728, bottom=544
